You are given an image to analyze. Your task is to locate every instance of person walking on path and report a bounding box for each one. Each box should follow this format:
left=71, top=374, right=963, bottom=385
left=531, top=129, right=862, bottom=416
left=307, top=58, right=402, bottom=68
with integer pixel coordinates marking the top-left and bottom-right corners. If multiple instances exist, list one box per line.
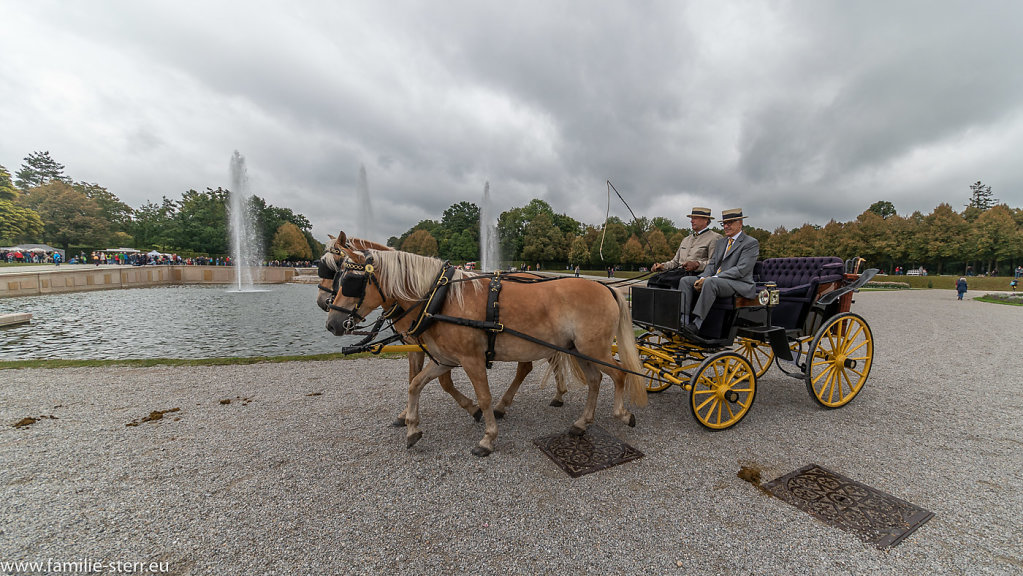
left=956, top=277, right=968, bottom=300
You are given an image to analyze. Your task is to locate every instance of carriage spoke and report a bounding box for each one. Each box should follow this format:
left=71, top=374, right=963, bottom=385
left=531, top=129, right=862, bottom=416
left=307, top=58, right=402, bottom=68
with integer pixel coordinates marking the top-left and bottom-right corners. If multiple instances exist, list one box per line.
left=689, top=353, right=757, bottom=430
left=806, top=313, right=873, bottom=409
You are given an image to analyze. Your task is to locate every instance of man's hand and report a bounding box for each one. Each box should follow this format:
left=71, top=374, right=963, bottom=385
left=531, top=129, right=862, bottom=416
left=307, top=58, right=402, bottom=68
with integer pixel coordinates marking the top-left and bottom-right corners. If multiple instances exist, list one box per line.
left=651, top=263, right=664, bottom=272
left=683, top=260, right=699, bottom=271
left=694, top=277, right=705, bottom=291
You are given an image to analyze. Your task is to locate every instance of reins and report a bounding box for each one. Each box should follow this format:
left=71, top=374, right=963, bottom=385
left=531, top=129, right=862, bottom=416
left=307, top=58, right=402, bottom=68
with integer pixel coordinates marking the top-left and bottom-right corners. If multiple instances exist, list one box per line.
left=329, top=255, right=673, bottom=384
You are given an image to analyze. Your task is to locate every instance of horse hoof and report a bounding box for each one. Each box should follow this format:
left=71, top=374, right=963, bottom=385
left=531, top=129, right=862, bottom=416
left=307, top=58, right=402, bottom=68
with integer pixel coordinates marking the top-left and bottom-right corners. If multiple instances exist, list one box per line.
left=568, top=425, right=586, bottom=437
left=494, top=409, right=505, bottom=420
left=472, top=408, right=483, bottom=422
left=391, top=417, right=407, bottom=427
left=407, top=431, right=423, bottom=448
left=628, top=414, right=636, bottom=427
left=549, top=399, right=564, bottom=407
left=471, top=445, right=492, bottom=457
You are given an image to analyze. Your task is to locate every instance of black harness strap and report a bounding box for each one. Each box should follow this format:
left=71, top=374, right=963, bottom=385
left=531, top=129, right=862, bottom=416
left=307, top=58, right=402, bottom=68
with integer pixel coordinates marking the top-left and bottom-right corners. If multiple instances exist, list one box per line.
left=407, top=264, right=456, bottom=337
left=485, top=272, right=503, bottom=368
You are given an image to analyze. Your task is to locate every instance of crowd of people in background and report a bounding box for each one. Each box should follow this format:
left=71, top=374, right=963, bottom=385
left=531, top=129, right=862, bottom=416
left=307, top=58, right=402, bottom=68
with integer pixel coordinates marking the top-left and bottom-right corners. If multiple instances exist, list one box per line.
left=2, top=247, right=314, bottom=268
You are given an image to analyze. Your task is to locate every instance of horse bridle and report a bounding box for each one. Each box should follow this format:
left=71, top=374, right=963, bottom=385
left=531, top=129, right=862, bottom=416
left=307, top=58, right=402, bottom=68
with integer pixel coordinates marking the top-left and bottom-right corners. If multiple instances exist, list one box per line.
left=320, top=251, right=379, bottom=331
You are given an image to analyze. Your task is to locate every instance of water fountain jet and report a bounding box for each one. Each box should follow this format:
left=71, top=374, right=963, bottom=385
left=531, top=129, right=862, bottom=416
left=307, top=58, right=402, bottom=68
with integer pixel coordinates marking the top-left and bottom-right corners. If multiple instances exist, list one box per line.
left=227, top=151, right=267, bottom=292
left=480, top=181, right=501, bottom=272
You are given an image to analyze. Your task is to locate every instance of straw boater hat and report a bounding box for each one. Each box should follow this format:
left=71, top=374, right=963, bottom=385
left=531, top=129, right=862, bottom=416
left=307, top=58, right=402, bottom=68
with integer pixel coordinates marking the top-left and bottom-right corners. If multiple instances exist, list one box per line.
left=686, top=207, right=714, bottom=219
left=720, top=208, right=746, bottom=223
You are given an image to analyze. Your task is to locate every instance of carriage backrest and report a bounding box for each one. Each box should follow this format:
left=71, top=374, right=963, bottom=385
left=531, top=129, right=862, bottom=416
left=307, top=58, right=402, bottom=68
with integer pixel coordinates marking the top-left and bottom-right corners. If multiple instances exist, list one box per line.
left=757, top=257, right=844, bottom=288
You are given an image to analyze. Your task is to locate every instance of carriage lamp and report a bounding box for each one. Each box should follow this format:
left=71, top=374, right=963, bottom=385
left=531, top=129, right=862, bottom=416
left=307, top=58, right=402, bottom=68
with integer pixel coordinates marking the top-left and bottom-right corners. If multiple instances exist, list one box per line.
left=759, top=282, right=780, bottom=306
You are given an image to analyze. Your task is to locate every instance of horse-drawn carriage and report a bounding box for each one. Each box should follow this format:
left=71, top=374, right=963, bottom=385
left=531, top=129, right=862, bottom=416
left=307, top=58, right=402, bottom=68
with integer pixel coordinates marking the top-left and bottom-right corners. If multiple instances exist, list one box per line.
left=318, top=231, right=877, bottom=455
left=630, top=257, right=877, bottom=430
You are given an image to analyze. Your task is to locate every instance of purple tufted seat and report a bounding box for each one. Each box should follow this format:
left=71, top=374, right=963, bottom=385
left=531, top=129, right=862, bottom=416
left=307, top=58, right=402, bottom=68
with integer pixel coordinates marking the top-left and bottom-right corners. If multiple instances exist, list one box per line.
left=699, top=256, right=845, bottom=337
left=757, top=257, right=845, bottom=299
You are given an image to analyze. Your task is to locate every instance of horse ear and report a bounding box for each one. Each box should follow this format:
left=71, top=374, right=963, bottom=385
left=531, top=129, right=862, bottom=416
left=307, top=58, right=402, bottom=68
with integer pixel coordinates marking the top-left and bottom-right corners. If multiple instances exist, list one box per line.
left=336, top=230, right=348, bottom=247
left=339, top=244, right=362, bottom=263
left=328, top=234, right=336, bottom=241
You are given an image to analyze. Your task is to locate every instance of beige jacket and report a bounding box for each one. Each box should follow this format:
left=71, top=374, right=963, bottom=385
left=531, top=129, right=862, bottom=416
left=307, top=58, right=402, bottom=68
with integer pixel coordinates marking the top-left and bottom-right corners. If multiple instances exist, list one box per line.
left=660, top=228, right=722, bottom=272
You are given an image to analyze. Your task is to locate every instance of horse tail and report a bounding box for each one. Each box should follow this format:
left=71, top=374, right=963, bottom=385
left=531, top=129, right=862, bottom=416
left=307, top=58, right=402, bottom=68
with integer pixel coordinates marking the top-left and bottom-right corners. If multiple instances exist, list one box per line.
left=612, top=287, right=648, bottom=408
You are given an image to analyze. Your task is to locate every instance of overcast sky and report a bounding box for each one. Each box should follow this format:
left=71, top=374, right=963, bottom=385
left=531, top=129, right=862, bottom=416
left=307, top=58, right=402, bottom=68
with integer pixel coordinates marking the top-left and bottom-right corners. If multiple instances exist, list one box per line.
left=2, top=0, right=1021, bottom=243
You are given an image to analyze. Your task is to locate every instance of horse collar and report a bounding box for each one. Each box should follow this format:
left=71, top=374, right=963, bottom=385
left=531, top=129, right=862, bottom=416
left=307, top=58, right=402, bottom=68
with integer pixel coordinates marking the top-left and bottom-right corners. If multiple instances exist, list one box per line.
left=407, top=263, right=457, bottom=338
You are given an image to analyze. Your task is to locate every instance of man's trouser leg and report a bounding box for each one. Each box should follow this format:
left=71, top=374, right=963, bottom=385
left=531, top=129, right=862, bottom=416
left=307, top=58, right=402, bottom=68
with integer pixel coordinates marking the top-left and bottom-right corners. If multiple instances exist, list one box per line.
left=692, top=277, right=741, bottom=328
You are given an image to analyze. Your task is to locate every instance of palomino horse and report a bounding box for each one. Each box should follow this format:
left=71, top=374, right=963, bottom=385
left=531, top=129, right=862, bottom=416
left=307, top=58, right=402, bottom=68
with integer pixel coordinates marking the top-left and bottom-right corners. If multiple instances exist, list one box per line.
left=325, top=247, right=647, bottom=456
left=316, top=232, right=568, bottom=424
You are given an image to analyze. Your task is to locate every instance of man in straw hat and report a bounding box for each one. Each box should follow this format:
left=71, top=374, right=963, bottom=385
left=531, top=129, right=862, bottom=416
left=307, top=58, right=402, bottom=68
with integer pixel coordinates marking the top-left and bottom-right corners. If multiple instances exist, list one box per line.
left=649, top=207, right=722, bottom=289
left=678, top=208, right=760, bottom=341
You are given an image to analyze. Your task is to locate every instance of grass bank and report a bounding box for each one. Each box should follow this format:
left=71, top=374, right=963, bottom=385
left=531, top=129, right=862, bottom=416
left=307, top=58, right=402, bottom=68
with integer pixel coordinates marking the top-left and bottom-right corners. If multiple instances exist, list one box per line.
left=0, top=351, right=407, bottom=370
left=975, top=293, right=1023, bottom=306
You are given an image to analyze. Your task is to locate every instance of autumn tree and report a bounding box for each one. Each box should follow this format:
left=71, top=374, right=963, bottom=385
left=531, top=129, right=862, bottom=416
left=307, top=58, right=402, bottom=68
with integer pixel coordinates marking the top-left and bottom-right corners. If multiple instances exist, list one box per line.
left=922, top=204, right=967, bottom=275
left=970, top=205, right=1018, bottom=274
left=270, top=222, right=313, bottom=261
left=644, top=228, right=673, bottom=264
left=622, top=234, right=645, bottom=269
left=401, top=229, right=439, bottom=256
left=16, top=181, right=109, bottom=253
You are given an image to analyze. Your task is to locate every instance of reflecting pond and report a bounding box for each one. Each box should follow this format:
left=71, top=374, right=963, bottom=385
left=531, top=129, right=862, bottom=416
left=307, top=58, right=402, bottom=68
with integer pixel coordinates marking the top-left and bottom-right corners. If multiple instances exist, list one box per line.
left=0, top=284, right=370, bottom=360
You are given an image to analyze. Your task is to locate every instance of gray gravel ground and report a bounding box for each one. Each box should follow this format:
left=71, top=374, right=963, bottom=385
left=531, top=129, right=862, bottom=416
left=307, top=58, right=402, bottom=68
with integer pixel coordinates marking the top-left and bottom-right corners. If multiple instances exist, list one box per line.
left=1, top=289, right=1021, bottom=575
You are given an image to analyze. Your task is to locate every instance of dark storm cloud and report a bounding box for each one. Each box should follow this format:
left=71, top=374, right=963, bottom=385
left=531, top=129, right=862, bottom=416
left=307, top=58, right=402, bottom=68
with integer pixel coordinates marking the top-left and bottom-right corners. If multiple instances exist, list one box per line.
left=2, top=0, right=1021, bottom=242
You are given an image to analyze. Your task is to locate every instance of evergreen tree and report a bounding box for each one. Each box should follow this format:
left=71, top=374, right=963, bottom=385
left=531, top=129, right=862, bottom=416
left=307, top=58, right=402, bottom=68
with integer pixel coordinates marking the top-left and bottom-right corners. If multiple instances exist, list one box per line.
left=967, top=181, right=997, bottom=210
left=15, top=151, right=71, bottom=190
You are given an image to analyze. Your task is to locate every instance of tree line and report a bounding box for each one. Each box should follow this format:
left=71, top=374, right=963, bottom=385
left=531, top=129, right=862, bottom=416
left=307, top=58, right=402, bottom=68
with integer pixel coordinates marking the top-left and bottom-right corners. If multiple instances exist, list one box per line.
left=1, top=151, right=323, bottom=261
left=392, top=182, right=1022, bottom=275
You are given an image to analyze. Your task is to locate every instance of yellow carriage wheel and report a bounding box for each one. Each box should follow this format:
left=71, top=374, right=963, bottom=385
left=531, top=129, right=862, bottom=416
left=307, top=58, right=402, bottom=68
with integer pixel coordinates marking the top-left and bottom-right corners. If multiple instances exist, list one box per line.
left=689, top=352, right=757, bottom=430
left=805, top=313, right=873, bottom=408
left=735, top=337, right=775, bottom=378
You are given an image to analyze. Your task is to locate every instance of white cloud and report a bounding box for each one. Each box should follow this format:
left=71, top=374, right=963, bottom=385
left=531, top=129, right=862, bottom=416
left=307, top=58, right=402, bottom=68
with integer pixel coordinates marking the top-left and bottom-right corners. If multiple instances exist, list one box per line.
left=2, top=0, right=1021, bottom=243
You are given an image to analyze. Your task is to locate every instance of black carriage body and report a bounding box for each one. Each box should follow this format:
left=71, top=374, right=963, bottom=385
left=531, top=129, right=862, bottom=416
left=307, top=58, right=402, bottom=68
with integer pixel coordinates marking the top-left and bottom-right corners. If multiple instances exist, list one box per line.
left=631, top=256, right=877, bottom=431
left=632, top=256, right=860, bottom=343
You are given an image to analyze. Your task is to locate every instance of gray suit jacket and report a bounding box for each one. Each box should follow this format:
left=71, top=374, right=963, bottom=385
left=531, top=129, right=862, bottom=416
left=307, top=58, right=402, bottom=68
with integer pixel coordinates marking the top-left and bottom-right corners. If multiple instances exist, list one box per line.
left=699, top=232, right=760, bottom=298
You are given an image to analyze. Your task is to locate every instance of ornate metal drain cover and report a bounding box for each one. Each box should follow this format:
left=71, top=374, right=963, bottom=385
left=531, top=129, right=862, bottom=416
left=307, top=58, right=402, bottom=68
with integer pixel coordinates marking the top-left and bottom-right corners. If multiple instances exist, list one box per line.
left=763, top=464, right=934, bottom=548
left=533, top=425, right=643, bottom=478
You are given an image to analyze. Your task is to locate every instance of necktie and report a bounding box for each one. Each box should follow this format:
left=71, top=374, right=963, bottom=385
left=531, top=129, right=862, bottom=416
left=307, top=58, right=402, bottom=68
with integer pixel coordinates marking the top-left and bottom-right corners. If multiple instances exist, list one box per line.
left=716, top=237, right=734, bottom=275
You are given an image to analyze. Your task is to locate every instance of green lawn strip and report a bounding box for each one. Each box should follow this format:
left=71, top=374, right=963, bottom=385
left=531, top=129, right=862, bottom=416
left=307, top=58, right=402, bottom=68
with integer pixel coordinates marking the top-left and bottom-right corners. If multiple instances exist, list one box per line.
left=975, top=294, right=1023, bottom=306
left=0, top=351, right=408, bottom=370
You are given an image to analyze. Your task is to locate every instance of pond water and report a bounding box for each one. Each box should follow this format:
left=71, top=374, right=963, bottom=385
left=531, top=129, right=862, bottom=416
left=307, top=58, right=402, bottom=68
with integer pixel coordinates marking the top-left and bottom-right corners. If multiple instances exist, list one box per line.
left=0, top=284, right=373, bottom=360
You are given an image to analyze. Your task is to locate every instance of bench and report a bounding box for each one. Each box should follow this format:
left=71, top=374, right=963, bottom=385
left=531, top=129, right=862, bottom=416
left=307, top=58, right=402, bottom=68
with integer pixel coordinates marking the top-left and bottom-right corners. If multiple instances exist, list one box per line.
left=695, top=256, right=845, bottom=339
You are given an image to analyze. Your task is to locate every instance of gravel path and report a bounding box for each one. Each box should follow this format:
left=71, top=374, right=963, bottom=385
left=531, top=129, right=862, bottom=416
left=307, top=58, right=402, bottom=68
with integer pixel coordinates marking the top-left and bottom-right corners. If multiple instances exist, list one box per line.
left=1, top=289, right=1021, bottom=575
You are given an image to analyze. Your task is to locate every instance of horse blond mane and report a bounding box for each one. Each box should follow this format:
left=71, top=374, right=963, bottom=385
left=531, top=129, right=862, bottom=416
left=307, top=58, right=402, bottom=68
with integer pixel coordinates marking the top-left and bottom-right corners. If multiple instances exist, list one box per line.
left=320, top=236, right=392, bottom=274
left=369, top=249, right=481, bottom=305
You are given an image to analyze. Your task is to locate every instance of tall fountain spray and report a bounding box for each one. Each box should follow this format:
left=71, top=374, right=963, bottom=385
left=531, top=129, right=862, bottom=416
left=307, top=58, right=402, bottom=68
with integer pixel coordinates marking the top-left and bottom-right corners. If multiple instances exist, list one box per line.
left=480, top=181, right=501, bottom=272
left=356, top=164, right=375, bottom=239
left=228, top=151, right=264, bottom=292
